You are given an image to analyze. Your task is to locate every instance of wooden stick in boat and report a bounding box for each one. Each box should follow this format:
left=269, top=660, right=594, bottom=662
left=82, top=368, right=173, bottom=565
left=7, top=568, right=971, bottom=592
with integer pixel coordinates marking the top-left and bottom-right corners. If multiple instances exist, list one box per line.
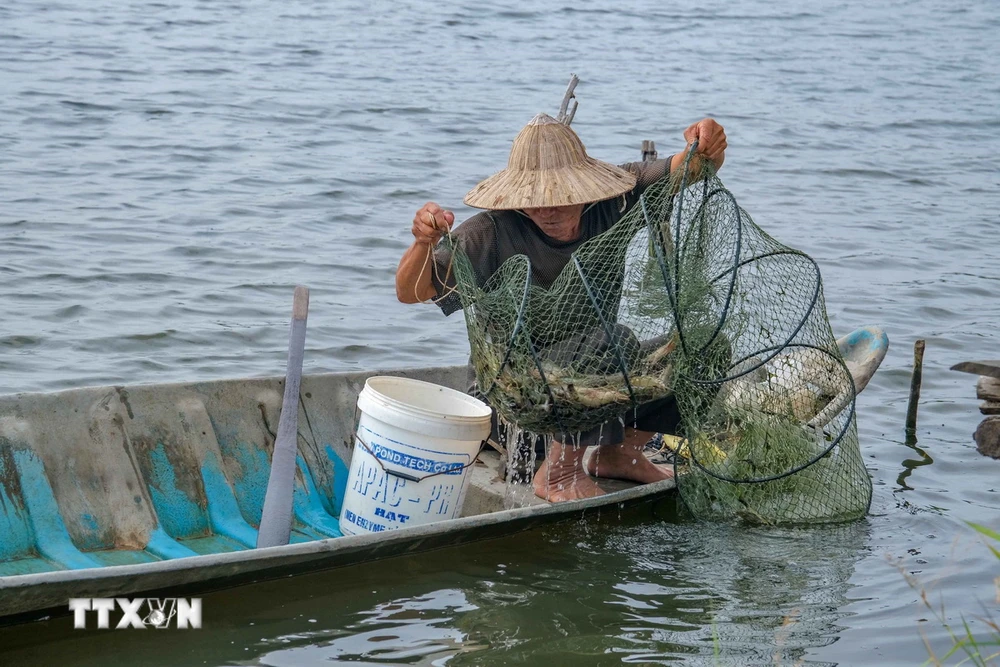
left=905, top=339, right=925, bottom=435
left=257, top=286, right=309, bottom=549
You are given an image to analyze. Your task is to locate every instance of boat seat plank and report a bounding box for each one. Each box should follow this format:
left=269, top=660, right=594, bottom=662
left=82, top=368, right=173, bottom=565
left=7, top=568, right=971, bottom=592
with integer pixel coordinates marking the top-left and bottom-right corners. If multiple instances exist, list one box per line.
left=0, top=556, right=64, bottom=577
left=292, top=455, right=342, bottom=538
left=11, top=449, right=101, bottom=571
left=0, top=449, right=34, bottom=563
left=199, top=449, right=260, bottom=549
left=178, top=533, right=252, bottom=556
left=87, top=548, right=161, bottom=568
left=144, top=527, right=200, bottom=560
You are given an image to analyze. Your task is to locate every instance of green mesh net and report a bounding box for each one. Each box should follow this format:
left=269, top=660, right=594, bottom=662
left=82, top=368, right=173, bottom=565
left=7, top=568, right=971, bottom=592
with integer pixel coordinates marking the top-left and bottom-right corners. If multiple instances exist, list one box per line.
left=445, top=154, right=872, bottom=524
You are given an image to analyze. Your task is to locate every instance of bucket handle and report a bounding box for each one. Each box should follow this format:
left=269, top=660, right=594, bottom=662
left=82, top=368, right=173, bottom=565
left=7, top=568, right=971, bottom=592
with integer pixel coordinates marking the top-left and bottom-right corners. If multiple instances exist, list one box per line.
left=352, top=431, right=484, bottom=483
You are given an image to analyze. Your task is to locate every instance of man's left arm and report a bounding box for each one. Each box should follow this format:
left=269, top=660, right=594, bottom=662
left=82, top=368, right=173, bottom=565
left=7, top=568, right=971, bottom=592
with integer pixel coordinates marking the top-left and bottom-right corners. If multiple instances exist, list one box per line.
left=622, top=119, right=727, bottom=199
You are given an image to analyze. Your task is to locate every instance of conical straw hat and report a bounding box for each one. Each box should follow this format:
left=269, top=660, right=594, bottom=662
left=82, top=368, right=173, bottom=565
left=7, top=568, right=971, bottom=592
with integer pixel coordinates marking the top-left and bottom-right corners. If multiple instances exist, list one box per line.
left=464, top=113, right=637, bottom=210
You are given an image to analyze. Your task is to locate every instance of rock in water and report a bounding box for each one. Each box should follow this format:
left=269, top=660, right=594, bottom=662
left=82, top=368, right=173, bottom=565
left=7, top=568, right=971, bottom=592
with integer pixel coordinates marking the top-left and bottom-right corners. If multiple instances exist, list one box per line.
left=974, top=417, right=1000, bottom=459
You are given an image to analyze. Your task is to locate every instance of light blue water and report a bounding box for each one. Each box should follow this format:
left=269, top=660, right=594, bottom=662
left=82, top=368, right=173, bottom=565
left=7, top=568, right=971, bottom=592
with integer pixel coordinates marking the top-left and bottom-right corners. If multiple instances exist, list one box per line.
left=1, top=0, right=998, bottom=664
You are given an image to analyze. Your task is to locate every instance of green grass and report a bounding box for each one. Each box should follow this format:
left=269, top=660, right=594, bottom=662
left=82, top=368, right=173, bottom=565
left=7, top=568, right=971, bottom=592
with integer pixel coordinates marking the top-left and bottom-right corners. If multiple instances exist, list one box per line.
left=904, top=523, right=1000, bottom=666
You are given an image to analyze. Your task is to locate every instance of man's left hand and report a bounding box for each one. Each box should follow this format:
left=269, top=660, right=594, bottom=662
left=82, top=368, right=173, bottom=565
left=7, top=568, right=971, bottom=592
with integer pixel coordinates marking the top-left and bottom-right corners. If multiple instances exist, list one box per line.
left=683, top=118, right=727, bottom=169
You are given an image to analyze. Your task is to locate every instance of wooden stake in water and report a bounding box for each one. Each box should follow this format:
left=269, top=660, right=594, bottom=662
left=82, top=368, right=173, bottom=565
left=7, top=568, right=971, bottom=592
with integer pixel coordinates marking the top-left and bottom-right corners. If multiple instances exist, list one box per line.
left=556, top=74, right=579, bottom=125
left=641, top=140, right=658, bottom=162
left=905, top=339, right=925, bottom=436
left=257, top=286, right=309, bottom=548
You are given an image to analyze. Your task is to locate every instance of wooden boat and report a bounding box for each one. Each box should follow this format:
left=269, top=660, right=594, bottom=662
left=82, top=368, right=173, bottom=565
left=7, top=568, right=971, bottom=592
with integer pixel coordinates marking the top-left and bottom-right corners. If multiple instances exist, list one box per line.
left=0, top=327, right=888, bottom=623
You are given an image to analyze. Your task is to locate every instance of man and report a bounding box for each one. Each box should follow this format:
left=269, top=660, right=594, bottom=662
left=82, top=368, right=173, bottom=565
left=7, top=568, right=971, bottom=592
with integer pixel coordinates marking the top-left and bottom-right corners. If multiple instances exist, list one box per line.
left=396, top=112, right=727, bottom=502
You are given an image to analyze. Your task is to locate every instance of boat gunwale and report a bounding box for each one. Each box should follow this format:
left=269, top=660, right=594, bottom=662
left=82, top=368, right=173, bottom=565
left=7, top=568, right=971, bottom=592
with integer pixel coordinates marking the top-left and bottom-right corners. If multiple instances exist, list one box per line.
left=0, top=364, right=472, bottom=403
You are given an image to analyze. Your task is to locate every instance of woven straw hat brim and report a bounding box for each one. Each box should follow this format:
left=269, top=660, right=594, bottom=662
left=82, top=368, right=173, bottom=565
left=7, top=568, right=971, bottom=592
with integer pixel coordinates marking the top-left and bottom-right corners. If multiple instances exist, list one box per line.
left=464, top=157, right=637, bottom=210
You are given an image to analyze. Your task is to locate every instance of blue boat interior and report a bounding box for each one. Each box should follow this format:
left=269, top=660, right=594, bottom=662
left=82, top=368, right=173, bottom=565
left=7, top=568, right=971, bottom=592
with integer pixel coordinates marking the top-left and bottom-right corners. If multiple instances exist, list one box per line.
left=0, top=373, right=377, bottom=577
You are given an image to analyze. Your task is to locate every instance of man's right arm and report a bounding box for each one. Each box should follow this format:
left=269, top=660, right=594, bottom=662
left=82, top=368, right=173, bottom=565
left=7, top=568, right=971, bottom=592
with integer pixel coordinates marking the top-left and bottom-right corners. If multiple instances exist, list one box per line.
left=395, top=202, right=454, bottom=304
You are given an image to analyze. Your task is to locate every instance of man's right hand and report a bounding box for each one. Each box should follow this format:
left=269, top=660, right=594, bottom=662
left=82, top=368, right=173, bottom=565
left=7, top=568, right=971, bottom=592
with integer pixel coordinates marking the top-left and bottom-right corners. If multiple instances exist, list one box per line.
left=412, top=202, right=455, bottom=246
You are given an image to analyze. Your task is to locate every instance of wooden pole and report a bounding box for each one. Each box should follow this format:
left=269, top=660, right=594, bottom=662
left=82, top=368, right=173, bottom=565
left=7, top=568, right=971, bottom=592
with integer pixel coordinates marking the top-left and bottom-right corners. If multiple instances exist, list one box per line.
left=641, top=140, right=658, bottom=162
left=257, top=286, right=310, bottom=548
left=905, top=339, right=925, bottom=435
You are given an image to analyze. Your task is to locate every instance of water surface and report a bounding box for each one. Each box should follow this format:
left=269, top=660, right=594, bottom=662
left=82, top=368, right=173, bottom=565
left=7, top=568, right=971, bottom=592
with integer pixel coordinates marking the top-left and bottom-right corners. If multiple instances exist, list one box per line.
left=1, top=0, right=998, bottom=664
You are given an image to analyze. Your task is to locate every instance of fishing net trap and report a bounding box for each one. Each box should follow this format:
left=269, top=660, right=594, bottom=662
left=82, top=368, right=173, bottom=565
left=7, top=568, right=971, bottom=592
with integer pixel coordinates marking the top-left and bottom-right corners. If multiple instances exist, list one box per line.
left=444, top=150, right=872, bottom=524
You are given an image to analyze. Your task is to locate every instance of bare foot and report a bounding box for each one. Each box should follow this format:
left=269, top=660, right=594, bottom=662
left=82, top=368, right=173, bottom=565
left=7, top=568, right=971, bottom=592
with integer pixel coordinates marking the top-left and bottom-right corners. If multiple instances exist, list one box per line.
left=587, top=429, right=674, bottom=484
left=533, top=460, right=606, bottom=502
left=532, top=439, right=606, bottom=503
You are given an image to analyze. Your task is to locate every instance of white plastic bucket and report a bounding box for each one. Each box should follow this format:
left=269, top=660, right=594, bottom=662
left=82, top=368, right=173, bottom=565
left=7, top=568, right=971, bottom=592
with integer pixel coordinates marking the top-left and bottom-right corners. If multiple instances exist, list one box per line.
left=339, top=376, right=492, bottom=536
